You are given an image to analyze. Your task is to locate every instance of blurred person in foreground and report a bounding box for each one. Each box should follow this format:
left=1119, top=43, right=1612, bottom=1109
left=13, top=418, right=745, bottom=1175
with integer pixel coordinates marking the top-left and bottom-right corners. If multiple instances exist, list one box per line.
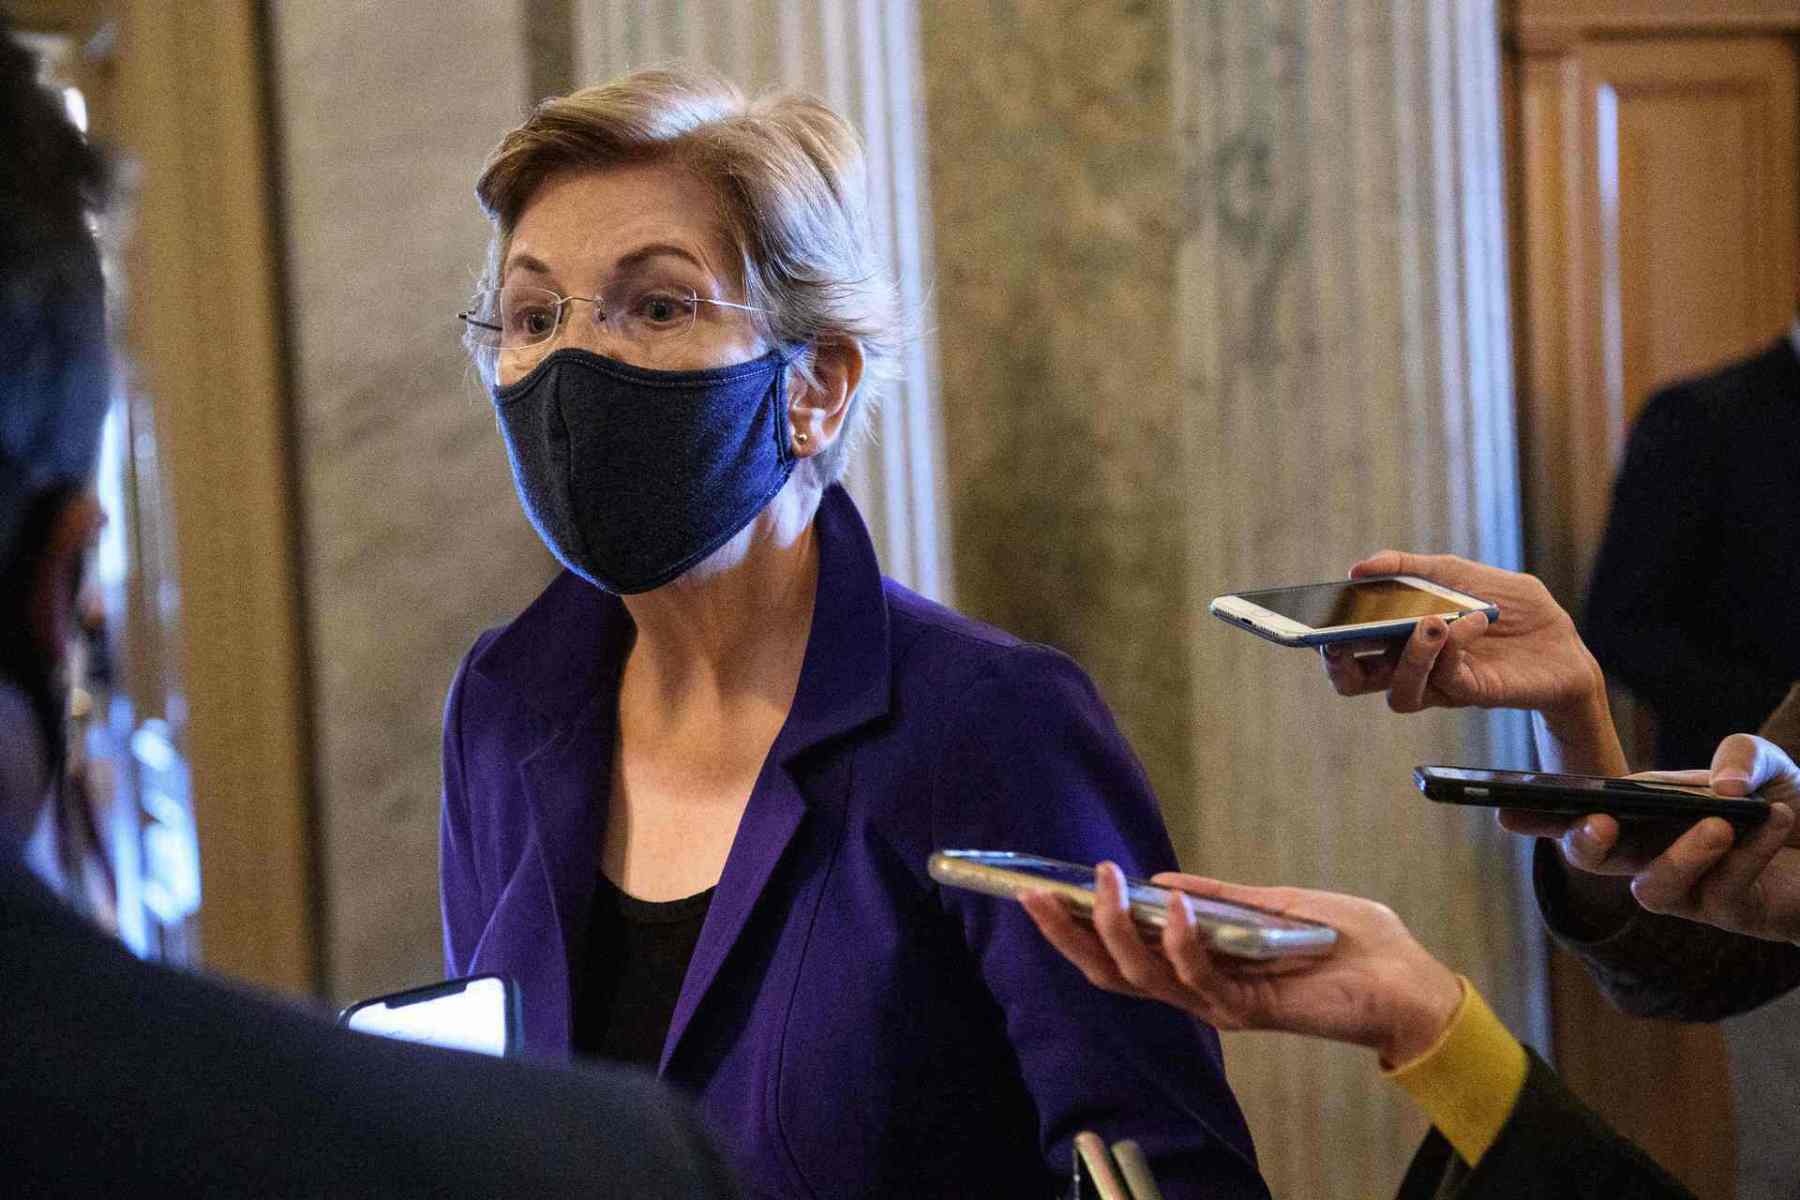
left=1027, top=549, right=1800, bottom=1196
left=442, top=66, right=1263, bottom=1199
left=0, top=20, right=733, bottom=1198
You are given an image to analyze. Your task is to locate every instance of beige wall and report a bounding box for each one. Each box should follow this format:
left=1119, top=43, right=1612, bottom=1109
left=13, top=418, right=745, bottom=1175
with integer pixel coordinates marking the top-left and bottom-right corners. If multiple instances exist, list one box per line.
left=269, top=2, right=553, bottom=1002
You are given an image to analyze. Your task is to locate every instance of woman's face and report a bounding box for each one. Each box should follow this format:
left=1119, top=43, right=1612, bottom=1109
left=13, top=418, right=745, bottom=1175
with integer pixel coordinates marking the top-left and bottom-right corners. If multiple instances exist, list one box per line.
left=494, top=163, right=768, bottom=387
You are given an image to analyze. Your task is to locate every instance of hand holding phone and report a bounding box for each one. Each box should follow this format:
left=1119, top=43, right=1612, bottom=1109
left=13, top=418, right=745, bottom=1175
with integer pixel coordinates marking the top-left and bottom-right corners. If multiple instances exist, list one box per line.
left=928, top=851, right=1337, bottom=959
left=1020, top=867, right=1465, bottom=1069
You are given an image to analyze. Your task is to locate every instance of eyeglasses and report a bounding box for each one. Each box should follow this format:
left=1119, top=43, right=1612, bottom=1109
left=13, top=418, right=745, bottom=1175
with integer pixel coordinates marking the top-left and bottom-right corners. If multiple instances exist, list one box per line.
left=458, top=280, right=767, bottom=356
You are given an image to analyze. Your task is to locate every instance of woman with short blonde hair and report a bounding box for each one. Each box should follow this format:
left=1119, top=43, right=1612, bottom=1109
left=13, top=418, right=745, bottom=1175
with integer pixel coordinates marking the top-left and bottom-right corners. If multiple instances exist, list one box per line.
left=441, top=66, right=1264, bottom=1199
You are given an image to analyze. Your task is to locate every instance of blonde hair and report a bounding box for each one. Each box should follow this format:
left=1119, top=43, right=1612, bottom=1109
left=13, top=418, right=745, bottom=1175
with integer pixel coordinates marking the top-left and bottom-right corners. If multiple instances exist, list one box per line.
left=471, top=66, right=899, bottom=488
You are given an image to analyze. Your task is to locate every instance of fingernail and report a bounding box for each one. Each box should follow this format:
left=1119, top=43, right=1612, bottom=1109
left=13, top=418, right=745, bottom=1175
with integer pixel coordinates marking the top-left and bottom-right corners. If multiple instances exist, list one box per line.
left=1716, top=769, right=1751, bottom=789
left=1422, top=622, right=1445, bottom=642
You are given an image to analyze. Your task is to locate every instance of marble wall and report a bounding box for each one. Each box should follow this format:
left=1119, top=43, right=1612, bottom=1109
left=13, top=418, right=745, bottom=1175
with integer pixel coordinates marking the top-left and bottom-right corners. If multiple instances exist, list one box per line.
left=924, top=2, right=1538, bottom=1196
left=269, top=3, right=553, bottom=1002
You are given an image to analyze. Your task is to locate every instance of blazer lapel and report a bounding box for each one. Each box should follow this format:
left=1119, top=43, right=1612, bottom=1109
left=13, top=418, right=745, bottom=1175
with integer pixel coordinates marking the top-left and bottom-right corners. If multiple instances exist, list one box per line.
left=515, top=691, right=615, bottom=1037
left=657, top=485, right=891, bottom=1078
left=658, top=757, right=809, bottom=1076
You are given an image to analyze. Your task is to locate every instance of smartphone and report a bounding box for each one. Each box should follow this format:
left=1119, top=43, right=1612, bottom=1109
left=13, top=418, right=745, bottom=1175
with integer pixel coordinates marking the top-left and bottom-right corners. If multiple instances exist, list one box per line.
left=1208, top=575, right=1498, bottom=648
left=338, top=974, right=521, bottom=1058
left=1415, top=765, right=1771, bottom=828
left=927, top=850, right=1337, bottom=960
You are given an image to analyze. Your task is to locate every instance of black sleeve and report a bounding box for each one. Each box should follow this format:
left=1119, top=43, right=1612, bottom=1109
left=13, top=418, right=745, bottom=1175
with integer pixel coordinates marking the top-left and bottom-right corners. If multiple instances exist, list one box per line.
left=1581, top=388, right=1790, bottom=738
left=1395, top=1051, right=1695, bottom=1200
left=1534, top=839, right=1800, bottom=1021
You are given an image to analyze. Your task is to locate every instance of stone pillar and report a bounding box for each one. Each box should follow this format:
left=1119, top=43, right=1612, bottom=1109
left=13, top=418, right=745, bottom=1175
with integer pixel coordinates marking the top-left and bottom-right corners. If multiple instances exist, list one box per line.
left=925, top=2, right=1538, bottom=1195
left=574, top=0, right=950, bottom=599
left=1176, top=3, right=1537, bottom=1192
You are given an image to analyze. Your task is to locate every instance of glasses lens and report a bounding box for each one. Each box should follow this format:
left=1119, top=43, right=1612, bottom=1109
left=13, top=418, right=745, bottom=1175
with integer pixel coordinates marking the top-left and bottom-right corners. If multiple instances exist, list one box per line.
left=601, top=278, right=697, bottom=346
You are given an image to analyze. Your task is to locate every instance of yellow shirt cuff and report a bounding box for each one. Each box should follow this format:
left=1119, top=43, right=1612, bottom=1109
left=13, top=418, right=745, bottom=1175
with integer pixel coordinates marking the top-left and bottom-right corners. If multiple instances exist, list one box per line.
left=1381, top=977, right=1528, bottom=1167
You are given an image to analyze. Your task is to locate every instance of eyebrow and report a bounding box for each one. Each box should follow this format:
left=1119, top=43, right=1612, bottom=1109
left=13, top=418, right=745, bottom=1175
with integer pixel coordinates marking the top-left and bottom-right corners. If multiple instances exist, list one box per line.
left=500, top=243, right=713, bottom=285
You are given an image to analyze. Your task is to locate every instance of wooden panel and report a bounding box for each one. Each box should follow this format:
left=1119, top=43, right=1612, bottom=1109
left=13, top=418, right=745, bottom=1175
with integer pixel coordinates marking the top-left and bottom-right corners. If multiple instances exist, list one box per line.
left=1507, top=15, right=1798, bottom=1200
left=1516, top=0, right=1800, bottom=47
left=1591, top=37, right=1798, bottom=420
left=114, top=1, right=318, bottom=994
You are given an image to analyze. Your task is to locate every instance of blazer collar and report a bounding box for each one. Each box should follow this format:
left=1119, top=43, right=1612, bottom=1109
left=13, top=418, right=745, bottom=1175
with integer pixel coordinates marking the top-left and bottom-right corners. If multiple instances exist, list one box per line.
left=469, top=482, right=892, bottom=755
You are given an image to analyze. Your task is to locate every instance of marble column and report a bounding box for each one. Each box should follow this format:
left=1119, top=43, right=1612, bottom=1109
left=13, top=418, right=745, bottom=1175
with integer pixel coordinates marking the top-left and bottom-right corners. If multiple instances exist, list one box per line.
left=573, top=0, right=950, bottom=599
left=925, top=2, right=1539, bottom=1196
left=1176, top=4, right=1537, bottom=1193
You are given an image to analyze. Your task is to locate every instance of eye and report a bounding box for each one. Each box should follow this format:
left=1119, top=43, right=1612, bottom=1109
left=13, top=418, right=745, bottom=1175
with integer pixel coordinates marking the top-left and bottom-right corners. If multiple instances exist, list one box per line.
left=502, top=295, right=560, bottom=342
left=631, top=288, right=694, bottom=328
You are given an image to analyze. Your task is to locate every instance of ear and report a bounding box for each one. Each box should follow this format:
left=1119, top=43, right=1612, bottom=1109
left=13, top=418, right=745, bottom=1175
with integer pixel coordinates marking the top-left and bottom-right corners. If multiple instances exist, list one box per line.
left=25, top=492, right=102, bottom=672
left=788, top=338, right=864, bottom=459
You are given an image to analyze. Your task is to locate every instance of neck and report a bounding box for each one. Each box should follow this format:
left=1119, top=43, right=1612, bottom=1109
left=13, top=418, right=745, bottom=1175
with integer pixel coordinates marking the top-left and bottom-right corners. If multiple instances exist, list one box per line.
left=620, top=484, right=823, bottom=708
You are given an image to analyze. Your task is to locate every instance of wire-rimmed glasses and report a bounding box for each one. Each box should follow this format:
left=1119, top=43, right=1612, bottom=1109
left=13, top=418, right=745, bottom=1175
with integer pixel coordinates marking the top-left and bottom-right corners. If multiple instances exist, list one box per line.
left=459, top=279, right=768, bottom=360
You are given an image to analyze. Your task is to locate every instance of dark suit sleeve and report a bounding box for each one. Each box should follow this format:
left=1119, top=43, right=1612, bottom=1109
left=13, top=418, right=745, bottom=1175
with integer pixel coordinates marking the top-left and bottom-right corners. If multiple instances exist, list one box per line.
left=932, top=645, right=1268, bottom=1200
left=440, top=633, right=494, bottom=976
left=1582, top=388, right=1791, bottom=747
left=1395, top=1051, right=1694, bottom=1200
left=1533, top=839, right=1800, bottom=1021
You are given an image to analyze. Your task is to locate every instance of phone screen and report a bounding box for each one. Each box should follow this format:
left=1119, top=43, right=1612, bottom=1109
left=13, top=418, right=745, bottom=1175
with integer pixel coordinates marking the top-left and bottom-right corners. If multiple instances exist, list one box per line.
left=1238, top=578, right=1469, bottom=629
left=342, top=977, right=511, bottom=1057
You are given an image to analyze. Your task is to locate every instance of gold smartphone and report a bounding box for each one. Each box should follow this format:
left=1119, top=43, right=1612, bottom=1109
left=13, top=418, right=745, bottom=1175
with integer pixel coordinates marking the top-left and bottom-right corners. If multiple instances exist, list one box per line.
left=927, top=850, right=1337, bottom=960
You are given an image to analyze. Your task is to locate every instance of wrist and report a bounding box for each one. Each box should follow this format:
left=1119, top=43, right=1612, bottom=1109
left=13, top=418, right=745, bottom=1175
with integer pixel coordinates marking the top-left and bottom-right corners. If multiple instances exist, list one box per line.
left=1535, top=670, right=1627, bottom=776
left=1374, top=959, right=1464, bottom=1068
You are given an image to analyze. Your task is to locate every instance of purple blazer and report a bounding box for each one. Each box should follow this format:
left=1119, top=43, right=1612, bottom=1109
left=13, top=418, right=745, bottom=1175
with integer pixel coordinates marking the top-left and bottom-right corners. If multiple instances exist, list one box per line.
left=441, top=485, right=1266, bottom=1200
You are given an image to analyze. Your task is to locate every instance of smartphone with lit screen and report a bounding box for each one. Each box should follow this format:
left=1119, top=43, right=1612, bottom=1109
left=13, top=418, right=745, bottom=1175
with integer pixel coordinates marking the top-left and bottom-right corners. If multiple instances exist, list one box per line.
left=338, top=974, right=520, bottom=1058
left=1209, top=575, right=1498, bottom=649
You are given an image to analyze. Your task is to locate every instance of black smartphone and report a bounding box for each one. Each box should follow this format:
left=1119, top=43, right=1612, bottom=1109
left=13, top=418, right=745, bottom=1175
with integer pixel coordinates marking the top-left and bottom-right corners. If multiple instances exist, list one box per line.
left=1415, top=765, right=1770, bottom=828
left=338, top=974, right=521, bottom=1058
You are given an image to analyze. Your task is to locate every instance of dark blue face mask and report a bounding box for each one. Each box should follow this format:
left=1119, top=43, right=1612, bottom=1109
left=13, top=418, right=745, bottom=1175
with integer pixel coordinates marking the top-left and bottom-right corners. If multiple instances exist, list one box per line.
left=490, top=346, right=795, bottom=594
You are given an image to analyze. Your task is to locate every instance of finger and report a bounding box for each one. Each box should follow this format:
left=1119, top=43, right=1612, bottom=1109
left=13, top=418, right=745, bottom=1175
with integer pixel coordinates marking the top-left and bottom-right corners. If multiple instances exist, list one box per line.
left=1019, top=890, right=1133, bottom=993
left=1430, top=610, right=1487, bottom=680
left=1557, top=813, right=1632, bottom=873
left=1387, top=619, right=1450, bottom=713
left=1497, top=809, right=1578, bottom=839
left=1710, top=733, right=1791, bottom=798
left=1348, top=550, right=1406, bottom=580
left=1349, top=549, right=1464, bottom=585
left=1157, top=888, right=1229, bottom=1018
left=1090, top=863, right=1178, bottom=996
left=1628, top=769, right=1714, bottom=788
left=1150, top=872, right=1299, bottom=915
left=1690, top=803, right=1793, bottom=909
left=1629, top=819, right=1739, bottom=914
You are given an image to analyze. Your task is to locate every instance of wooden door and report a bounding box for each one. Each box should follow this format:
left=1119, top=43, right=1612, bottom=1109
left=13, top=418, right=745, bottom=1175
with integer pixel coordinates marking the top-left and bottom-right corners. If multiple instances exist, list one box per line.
left=1507, top=5, right=1799, bottom=1198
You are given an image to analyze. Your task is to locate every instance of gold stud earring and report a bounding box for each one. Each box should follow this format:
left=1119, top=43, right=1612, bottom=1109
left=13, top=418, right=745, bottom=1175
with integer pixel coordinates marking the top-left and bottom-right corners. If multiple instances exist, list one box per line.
left=795, top=431, right=810, bottom=447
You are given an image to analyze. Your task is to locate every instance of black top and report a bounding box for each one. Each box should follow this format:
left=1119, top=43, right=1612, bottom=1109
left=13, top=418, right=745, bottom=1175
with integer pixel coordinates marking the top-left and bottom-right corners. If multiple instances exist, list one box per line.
left=1581, top=335, right=1800, bottom=768
left=0, top=854, right=738, bottom=1199
left=575, top=873, right=715, bottom=1067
